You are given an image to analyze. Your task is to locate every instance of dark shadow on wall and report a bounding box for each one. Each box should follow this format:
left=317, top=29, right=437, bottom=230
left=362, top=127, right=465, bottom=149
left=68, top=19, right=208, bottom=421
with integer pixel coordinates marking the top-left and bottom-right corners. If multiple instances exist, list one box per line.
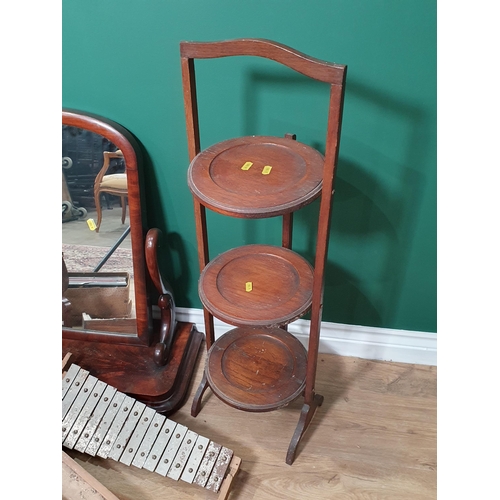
left=242, top=68, right=327, bottom=141
left=336, top=78, right=428, bottom=328
left=241, top=68, right=429, bottom=328
left=305, top=258, right=384, bottom=327
left=139, top=145, right=193, bottom=308
left=295, top=158, right=424, bottom=328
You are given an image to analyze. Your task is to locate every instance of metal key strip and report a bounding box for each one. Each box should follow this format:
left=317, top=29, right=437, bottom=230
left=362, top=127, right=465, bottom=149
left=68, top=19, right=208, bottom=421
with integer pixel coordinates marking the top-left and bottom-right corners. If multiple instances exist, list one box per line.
left=62, top=364, right=238, bottom=494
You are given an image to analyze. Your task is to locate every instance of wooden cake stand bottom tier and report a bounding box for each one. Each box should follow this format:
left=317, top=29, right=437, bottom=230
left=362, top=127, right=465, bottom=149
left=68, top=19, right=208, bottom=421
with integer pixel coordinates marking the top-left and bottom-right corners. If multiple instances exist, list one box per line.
left=205, top=326, right=307, bottom=412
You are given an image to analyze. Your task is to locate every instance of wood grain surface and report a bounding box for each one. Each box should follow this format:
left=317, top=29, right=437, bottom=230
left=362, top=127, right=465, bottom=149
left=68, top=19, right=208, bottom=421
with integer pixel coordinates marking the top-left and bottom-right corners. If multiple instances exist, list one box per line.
left=65, top=349, right=436, bottom=499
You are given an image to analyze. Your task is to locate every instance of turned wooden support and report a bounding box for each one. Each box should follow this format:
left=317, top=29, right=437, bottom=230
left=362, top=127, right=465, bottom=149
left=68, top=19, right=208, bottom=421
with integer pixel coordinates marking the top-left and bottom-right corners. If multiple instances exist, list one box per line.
left=282, top=133, right=297, bottom=251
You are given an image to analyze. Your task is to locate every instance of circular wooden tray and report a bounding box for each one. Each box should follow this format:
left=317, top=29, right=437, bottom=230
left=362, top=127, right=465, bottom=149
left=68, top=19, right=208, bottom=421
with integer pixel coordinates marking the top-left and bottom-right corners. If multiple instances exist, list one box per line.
left=199, top=244, right=314, bottom=327
left=206, top=326, right=307, bottom=412
left=188, top=136, right=324, bottom=217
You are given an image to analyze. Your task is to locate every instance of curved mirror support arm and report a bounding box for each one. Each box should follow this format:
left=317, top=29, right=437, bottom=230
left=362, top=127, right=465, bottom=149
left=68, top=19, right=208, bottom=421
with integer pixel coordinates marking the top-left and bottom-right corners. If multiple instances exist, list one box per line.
left=62, top=109, right=152, bottom=346
left=145, top=229, right=177, bottom=366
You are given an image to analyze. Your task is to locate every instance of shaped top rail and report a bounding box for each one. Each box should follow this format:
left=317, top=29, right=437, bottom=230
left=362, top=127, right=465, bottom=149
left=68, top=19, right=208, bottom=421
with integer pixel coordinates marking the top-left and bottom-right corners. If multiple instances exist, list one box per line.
left=180, top=38, right=346, bottom=86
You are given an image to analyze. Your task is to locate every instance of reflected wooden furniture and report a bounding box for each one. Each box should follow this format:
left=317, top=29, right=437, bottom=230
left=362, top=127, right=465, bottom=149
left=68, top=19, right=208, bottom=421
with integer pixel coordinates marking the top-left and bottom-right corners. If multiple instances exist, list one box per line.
left=62, top=254, right=73, bottom=327
left=180, top=39, right=347, bottom=464
left=94, top=150, right=127, bottom=233
left=62, top=109, right=202, bottom=416
left=62, top=356, right=241, bottom=499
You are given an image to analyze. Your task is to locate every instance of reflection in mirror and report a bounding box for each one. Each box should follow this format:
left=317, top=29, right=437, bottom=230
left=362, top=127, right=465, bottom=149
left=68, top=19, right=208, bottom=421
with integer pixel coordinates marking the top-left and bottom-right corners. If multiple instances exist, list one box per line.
left=62, top=126, right=135, bottom=333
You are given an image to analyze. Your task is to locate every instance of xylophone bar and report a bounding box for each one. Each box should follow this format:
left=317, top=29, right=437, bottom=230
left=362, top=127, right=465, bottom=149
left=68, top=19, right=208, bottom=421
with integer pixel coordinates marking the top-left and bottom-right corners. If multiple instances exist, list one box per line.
left=62, top=360, right=241, bottom=499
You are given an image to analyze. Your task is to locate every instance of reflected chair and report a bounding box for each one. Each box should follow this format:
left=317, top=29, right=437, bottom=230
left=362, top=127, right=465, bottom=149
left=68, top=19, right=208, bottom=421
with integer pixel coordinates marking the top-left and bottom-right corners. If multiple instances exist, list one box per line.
left=94, top=150, right=127, bottom=233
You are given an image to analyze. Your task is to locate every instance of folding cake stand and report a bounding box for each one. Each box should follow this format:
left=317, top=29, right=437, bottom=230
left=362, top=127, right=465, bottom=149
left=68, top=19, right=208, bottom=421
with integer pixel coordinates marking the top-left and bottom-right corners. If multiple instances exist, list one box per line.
left=180, top=38, right=347, bottom=464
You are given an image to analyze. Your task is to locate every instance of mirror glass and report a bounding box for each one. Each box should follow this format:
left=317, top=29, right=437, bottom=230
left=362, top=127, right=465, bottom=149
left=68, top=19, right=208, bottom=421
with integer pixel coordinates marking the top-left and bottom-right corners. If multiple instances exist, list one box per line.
left=62, top=125, right=136, bottom=333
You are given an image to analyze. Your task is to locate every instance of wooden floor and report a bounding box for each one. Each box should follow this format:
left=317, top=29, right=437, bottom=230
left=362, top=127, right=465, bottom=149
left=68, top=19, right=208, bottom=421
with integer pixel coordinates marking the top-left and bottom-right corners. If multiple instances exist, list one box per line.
left=65, top=347, right=437, bottom=500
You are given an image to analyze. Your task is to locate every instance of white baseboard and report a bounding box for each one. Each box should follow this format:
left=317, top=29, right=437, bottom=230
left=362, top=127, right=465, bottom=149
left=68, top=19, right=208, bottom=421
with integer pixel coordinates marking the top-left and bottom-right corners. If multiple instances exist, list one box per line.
left=174, top=307, right=437, bottom=366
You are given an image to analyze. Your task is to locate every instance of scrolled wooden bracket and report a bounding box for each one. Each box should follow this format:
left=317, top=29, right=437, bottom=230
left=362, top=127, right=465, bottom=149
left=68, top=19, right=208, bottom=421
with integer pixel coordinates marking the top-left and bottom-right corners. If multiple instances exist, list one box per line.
left=145, top=228, right=178, bottom=366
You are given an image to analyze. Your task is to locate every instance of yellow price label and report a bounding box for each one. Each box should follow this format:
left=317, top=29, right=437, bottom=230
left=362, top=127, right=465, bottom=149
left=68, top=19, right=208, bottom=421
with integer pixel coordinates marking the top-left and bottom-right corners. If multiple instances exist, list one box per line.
left=262, top=165, right=272, bottom=175
left=241, top=161, right=253, bottom=171
left=87, top=218, right=96, bottom=231
left=245, top=282, right=253, bottom=292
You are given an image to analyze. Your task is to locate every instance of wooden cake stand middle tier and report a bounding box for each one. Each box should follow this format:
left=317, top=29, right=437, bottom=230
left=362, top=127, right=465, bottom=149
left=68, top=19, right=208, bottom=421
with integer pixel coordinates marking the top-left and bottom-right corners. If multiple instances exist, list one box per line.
left=199, top=244, right=314, bottom=327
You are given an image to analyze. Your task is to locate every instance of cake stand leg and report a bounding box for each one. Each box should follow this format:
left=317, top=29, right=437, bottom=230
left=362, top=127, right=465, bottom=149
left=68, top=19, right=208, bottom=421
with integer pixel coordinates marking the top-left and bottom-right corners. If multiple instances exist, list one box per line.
left=191, top=370, right=210, bottom=417
left=286, top=392, right=324, bottom=465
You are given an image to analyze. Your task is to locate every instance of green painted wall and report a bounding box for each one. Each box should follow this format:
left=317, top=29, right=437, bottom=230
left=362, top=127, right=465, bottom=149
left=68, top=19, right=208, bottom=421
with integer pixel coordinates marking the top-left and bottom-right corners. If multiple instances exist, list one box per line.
left=62, top=0, right=436, bottom=333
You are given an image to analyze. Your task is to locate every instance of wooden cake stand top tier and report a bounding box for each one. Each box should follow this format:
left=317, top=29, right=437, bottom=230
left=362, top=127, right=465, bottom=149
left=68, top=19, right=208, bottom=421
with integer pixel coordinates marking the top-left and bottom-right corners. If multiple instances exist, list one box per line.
left=199, top=244, right=314, bottom=327
left=188, top=136, right=325, bottom=218
left=206, top=326, right=307, bottom=412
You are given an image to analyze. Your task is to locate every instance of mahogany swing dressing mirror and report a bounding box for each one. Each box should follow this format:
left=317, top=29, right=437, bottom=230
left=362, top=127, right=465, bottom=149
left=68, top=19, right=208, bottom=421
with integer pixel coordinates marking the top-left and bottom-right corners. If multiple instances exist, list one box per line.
left=62, top=109, right=203, bottom=414
left=62, top=109, right=149, bottom=343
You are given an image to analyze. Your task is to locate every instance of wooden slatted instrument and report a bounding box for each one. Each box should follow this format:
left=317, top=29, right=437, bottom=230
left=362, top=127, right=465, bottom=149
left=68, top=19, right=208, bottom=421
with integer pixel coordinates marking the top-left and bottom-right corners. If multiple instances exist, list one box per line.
left=62, top=356, right=241, bottom=499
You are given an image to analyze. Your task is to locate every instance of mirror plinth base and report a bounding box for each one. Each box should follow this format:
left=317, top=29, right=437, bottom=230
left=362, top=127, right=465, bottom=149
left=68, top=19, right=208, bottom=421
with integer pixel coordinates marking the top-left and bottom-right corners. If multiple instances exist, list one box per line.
left=62, top=321, right=203, bottom=416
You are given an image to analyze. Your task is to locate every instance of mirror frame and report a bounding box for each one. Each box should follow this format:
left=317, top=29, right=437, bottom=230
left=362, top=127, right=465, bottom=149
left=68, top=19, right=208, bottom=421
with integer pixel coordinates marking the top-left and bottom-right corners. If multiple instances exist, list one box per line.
left=62, top=109, right=152, bottom=345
